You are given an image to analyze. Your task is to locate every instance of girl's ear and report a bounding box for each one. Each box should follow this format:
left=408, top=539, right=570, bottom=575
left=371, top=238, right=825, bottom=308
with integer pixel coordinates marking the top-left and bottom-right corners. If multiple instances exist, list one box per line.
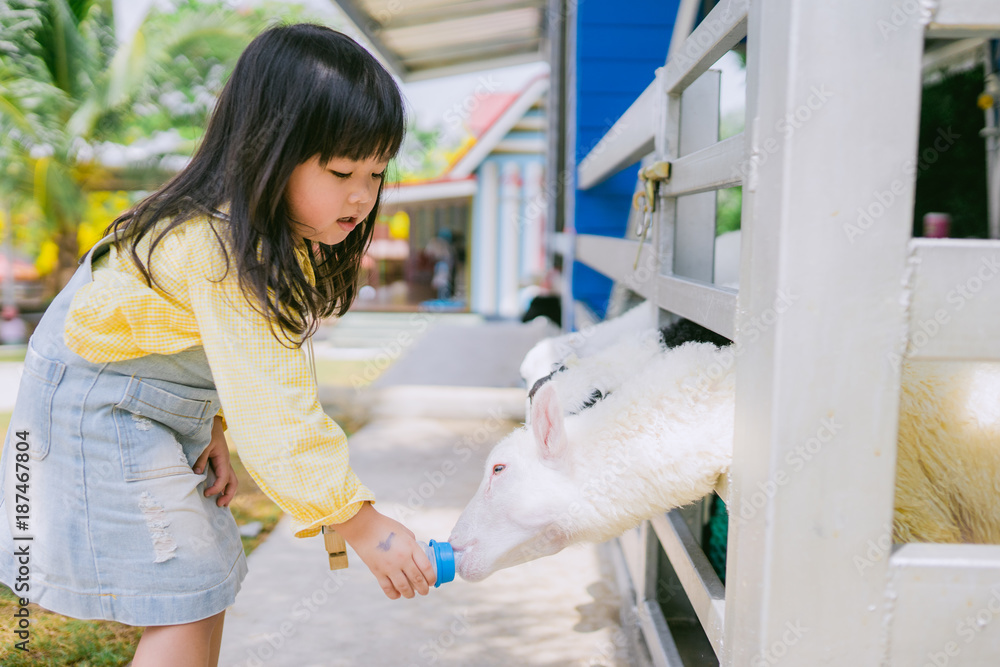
left=531, top=382, right=569, bottom=466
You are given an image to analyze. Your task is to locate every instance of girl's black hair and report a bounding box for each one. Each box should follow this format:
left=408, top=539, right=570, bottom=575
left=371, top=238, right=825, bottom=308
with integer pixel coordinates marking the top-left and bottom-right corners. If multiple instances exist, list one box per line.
left=105, top=23, right=405, bottom=347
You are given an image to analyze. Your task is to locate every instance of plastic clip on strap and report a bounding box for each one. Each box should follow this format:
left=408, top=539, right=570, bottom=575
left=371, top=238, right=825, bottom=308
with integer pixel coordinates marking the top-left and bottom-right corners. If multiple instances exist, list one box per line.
left=314, top=346, right=351, bottom=569
left=322, top=526, right=349, bottom=570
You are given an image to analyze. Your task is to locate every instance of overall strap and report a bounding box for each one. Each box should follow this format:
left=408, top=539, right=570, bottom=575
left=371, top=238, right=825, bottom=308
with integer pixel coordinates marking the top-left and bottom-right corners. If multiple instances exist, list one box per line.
left=77, top=232, right=119, bottom=268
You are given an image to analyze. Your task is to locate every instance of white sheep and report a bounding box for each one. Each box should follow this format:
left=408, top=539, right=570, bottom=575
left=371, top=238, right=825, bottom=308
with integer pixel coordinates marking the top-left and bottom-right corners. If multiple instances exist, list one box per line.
left=534, top=327, right=667, bottom=416
left=518, top=227, right=741, bottom=389
left=894, top=359, right=1000, bottom=544
left=450, top=332, right=1000, bottom=582
left=451, top=340, right=735, bottom=581
left=519, top=301, right=657, bottom=390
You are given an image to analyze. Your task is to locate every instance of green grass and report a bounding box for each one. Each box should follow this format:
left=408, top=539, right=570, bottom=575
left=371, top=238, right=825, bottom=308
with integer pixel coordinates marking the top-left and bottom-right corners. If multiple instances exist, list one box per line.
left=228, top=446, right=285, bottom=557
left=0, top=356, right=384, bottom=664
left=0, top=589, right=143, bottom=666
left=0, top=347, right=27, bottom=363
left=0, top=442, right=282, bottom=666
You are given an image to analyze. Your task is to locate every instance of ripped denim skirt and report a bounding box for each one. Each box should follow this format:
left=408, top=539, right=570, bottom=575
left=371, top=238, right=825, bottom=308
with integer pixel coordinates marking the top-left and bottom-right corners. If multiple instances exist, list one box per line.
left=0, top=233, right=247, bottom=625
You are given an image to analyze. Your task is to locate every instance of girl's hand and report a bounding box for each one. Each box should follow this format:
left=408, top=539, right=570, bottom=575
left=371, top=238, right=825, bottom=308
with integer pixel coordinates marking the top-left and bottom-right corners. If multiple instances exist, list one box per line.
left=194, top=416, right=238, bottom=507
left=333, top=502, right=436, bottom=599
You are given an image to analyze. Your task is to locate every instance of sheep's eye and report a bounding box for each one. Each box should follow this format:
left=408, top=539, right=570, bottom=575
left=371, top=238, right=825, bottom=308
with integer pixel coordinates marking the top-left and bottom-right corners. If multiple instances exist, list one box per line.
left=492, top=464, right=506, bottom=475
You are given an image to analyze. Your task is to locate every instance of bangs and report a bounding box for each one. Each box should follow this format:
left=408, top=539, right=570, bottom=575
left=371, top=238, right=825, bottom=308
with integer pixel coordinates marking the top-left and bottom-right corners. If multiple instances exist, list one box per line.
left=309, top=60, right=405, bottom=165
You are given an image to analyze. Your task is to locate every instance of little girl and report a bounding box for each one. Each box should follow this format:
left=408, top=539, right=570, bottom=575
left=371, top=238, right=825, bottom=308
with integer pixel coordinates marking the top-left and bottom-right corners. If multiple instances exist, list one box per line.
left=0, top=23, right=435, bottom=666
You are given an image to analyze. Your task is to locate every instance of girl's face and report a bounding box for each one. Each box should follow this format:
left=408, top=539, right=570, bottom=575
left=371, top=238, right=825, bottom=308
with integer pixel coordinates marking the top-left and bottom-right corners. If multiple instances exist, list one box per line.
left=285, top=154, right=388, bottom=245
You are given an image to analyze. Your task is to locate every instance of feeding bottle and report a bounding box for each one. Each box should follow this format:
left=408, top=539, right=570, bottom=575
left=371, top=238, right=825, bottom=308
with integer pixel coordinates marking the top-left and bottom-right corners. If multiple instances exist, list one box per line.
left=419, top=540, right=463, bottom=587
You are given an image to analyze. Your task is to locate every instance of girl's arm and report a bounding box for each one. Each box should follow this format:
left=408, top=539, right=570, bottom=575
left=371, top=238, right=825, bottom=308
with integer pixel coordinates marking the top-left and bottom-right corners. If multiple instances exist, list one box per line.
left=186, top=226, right=374, bottom=539
left=185, top=223, right=432, bottom=597
left=332, top=501, right=437, bottom=598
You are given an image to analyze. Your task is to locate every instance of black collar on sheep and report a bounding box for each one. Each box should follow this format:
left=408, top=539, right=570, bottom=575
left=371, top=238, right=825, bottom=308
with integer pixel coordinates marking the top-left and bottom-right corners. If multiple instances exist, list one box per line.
left=528, top=364, right=567, bottom=401
left=525, top=318, right=734, bottom=414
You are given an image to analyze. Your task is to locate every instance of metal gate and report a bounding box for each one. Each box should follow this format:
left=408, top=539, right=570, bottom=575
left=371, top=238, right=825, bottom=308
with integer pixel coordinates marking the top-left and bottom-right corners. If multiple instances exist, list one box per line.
left=554, top=0, right=1000, bottom=663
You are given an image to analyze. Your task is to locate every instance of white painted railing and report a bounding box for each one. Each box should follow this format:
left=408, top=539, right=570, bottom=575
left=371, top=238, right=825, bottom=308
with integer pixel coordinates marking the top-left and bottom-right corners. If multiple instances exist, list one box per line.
left=557, top=0, right=1000, bottom=664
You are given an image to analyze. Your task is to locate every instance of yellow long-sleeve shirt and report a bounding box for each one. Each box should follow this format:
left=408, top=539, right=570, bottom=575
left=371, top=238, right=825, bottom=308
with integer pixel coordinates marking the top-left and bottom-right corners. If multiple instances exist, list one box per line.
left=63, top=212, right=375, bottom=538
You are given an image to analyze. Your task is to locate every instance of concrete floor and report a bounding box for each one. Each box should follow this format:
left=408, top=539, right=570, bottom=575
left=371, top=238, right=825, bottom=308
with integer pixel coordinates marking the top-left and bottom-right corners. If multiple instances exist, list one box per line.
left=217, top=317, right=630, bottom=667
left=217, top=415, right=629, bottom=667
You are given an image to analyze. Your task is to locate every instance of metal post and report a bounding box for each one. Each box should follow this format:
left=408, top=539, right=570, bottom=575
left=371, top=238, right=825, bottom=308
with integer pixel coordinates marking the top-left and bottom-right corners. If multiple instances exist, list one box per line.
left=724, top=0, right=926, bottom=663
left=499, top=161, right=522, bottom=317
left=985, top=40, right=1000, bottom=239
left=476, top=161, right=500, bottom=315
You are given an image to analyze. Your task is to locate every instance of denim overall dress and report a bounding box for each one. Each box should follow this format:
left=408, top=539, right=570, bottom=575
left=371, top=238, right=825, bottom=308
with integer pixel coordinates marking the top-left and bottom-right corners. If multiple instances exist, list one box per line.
left=0, top=232, right=247, bottom=626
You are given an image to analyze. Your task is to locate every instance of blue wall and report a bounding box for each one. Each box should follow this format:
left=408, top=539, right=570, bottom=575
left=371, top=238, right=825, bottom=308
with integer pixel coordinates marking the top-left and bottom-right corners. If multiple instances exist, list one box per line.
left=572, top=0, right=680, bottom=320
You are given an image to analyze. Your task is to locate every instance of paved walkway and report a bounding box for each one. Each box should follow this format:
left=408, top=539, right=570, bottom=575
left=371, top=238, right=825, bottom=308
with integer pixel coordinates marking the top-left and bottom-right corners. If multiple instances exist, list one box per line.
left=217, top=315, right=630, bottom=667
left=370, top=316, right=558, bottom=388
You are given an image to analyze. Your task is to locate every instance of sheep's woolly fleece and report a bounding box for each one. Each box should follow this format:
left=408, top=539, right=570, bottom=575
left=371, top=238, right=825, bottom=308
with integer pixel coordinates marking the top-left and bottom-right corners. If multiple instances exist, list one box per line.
left=554, top=340, right=735, bottom=544
left=542, top=337, right=1000, bottom=545
left=894, top=359, right=1000, bottom=544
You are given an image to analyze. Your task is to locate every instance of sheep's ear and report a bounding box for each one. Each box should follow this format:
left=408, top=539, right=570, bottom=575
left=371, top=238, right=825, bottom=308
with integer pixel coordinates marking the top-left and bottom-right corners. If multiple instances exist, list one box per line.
left=531, top=381, right=568, bottom=466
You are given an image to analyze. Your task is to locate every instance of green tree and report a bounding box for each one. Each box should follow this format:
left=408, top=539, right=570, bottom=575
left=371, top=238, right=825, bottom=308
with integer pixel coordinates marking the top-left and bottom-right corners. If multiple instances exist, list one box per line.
left=0, top=0, right=278, bottom=290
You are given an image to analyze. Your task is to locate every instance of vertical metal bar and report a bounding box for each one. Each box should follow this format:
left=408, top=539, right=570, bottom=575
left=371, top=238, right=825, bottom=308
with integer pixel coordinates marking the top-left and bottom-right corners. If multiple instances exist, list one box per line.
left=522, top=161, right=545, bottom=282
left=620, top=525, right=646, bottom=590
left=476, top=161, right=500, bottom=315
left=560, top=0, right=578, bottom=333
left=671, top=70, right=722, bottom=550
left=607, top=539, right=660, bottom=667
left=498, top=161, right=522, bottom=317
left=638, top=600, right=687, bottom=667
left=546, top=0, right=569, bottom=282
left=985, top=41, right=1000, bottom=239
left=724, top=0, right=926, bottom=664
left=655, top=71, right=680, bottom=328
left=640, top=520, right=661, bottom=604
left=674, top=71, right=721, bottom=283
left=635, top=523, right=689, bottom=666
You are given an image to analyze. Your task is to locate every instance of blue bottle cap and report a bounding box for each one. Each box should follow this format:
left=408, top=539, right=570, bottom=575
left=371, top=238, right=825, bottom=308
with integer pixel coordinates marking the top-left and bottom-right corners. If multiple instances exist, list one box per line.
left=428, top=539, right=455, bottom=587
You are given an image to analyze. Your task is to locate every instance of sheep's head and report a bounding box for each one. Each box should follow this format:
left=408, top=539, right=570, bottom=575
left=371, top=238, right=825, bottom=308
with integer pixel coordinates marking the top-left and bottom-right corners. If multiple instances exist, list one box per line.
left=449, top=381, right=581, bottom=581
left=519, top=337, right=562, bottom=388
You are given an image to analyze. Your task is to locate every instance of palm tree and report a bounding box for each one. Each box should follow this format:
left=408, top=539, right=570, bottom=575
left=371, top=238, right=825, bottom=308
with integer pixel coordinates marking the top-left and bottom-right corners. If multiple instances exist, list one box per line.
left=0, top=0, right=263, bottom=290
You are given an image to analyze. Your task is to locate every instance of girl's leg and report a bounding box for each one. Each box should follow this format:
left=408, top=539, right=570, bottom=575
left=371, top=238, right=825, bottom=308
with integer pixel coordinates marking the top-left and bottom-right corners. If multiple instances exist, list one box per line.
left=132, top=609, right=225, bottom=667
left=208, top=610, right=226, bottom=667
